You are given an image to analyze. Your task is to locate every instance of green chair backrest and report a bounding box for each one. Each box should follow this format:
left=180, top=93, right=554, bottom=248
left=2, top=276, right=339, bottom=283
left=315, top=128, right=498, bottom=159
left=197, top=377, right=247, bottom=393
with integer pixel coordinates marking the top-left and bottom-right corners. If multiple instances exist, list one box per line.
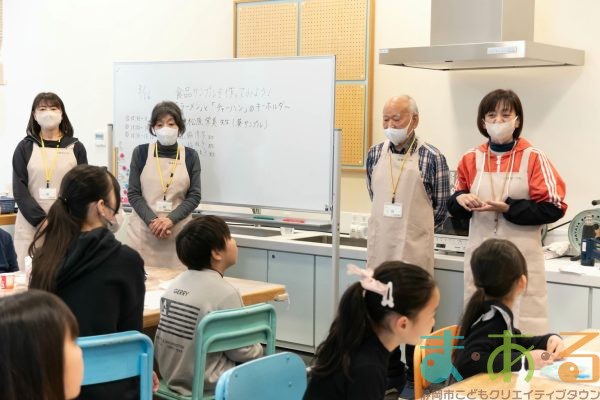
left=157, top=303, right=277, bottom=400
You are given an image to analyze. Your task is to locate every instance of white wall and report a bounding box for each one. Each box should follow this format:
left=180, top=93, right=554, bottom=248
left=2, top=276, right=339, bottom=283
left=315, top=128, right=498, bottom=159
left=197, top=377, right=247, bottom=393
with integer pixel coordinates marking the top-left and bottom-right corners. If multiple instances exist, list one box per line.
left=1, top=0, right=598, bottom=225
left=0, top=0, right=232, bottom=190
left=342, top=0, right=599, bottom=224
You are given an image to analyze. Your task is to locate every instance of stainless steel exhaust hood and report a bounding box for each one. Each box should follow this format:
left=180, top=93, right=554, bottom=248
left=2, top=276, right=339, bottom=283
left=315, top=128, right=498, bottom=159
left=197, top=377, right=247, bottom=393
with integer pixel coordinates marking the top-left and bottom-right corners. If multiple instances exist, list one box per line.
left=379, top=0, right=584, bottom=71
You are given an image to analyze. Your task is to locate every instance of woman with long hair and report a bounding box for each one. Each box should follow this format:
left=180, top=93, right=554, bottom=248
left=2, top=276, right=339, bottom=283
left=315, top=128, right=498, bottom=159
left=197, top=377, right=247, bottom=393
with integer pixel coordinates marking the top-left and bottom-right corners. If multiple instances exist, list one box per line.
left=12, top=92, right=87, bottom=269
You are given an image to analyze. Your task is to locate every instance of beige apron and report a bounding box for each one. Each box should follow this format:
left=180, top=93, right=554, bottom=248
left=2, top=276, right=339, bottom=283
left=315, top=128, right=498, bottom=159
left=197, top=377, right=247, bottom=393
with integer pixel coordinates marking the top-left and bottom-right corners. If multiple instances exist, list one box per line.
left=14, top=144, right=77, bottom=270
left=367, top=139, right=434, bottom=275
left=127, top=144, right=191, bottom=268
left=463, top=147, right=548, bottom=334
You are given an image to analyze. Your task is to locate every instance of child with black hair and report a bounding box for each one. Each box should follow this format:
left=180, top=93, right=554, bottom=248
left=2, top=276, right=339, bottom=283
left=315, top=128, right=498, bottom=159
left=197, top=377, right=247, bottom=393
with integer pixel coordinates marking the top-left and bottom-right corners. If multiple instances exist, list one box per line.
left=0, top=290, right=83, bottom=400
left=0, top=228, right=18, bottom=273
left=454, top=238, right=564, bottom=379
left=304, top=261, right=440, bottom=400
left=154, top=216, right=262, bottom=396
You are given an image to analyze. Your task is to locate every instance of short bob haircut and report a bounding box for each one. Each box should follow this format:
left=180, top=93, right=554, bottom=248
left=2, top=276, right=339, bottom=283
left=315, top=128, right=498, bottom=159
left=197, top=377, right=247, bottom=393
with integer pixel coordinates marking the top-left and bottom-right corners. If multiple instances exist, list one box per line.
left=176, top=215, right=231, bottom=270
left=148, top=101, right=187, bottom=136
left=476, top=89, right=524, bottom=140
left=26, top=92, right=75, bottom=138
left=0, top=289, right=79, bottom=400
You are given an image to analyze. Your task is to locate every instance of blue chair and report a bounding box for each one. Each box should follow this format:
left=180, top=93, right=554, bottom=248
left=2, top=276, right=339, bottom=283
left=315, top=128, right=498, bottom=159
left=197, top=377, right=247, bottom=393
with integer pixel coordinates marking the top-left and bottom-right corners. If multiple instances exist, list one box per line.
left=214, top=352, right=306, bottom=400
left=77, top=331, right=154, bottom=400
left=156, top=303, right=277, bottom=400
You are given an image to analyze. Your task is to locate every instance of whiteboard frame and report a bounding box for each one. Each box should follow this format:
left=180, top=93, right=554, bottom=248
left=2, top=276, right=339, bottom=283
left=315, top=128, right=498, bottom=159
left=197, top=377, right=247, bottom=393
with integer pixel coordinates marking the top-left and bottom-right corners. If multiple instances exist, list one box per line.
left=113, top=55, right=336, bottom=214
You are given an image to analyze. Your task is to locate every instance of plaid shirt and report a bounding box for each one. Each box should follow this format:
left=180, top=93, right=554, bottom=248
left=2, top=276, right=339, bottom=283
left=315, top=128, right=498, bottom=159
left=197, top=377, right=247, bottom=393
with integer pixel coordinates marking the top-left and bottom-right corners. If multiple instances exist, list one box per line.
left=366, top=136, right=450, bottom=228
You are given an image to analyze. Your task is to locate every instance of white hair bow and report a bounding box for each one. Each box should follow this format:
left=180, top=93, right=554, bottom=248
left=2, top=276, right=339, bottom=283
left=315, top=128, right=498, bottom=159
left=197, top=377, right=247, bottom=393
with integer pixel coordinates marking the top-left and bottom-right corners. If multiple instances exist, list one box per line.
left=347, top=264, right=394, bottom=309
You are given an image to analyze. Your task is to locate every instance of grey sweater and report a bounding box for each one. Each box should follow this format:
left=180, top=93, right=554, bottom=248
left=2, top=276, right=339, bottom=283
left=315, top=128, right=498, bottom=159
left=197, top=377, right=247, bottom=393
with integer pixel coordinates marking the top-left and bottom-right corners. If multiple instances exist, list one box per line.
left=154, top=269, right=263, bottom=395
left=127, top=142, right=201, bottom=225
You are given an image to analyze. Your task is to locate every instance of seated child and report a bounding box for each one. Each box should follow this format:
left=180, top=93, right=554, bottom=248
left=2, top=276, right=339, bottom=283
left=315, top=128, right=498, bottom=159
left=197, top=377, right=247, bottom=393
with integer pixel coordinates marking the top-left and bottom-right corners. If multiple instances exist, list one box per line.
left=304, top=261, right=440, bottom=400
left=0, top=228, right=18, bottom=273
left=0, top=290, right=83, bottom=400
left=454, top=238, right=564, bottom=379
left=154, top=216, right=263, bottom=395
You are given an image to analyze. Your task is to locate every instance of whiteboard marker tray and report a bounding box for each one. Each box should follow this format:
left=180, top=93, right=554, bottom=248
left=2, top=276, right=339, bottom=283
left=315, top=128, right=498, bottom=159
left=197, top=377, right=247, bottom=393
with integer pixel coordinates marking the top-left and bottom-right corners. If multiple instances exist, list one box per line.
left=228, top=225, right=282, bottom=237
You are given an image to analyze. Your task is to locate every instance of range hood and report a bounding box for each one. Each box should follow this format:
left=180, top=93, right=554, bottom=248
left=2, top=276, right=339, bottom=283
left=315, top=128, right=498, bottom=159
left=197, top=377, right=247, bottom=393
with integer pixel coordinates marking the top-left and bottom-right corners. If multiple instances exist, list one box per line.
left=379, top=0, right=584, bottom=71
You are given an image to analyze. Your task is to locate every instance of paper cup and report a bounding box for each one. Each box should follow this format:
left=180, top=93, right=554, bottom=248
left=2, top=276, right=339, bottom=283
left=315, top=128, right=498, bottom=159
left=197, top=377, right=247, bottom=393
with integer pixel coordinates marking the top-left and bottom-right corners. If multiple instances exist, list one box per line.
left=0, top=273, right=15, bottom=290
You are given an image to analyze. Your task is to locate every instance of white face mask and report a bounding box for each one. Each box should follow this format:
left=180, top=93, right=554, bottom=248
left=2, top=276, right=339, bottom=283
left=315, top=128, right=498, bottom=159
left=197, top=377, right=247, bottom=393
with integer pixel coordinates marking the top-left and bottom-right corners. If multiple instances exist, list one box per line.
left=485, top=117, right=518, bottom=144
left=35, top=110, right=62, bottom=130
left=155, top=126, right=179, bottom=146
left=384, top=118, right=413, bottom=146
left=105, top=209, right=124, bottom=234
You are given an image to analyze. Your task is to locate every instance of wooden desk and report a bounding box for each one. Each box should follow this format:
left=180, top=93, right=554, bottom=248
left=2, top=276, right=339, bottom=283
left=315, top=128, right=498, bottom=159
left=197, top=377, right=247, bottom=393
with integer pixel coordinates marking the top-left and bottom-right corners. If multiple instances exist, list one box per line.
left=0, top=213, right=16, bottom=225
left=437, top=330, right=600, bottom=399
left=143, top=266, right=286, bottom=328
left=0, top=266, right=287, bottom=329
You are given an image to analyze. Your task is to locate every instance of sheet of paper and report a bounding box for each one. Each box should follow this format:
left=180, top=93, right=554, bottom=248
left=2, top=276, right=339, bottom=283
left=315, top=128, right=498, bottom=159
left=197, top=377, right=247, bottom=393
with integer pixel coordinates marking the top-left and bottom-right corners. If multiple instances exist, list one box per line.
left=538, top=352, right=600, bottom=387
left=144, top=290, right=164, bottom=310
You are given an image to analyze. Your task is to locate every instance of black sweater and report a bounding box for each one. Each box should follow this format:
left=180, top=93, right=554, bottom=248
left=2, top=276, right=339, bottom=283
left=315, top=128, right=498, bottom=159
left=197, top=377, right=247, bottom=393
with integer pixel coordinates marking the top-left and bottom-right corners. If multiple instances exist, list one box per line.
left=304, top=335, right=391, bottom=400
left=12, top=134, right=87, bottom=226
left=447, top=191, right=563, bottom=226
left=55, top=228, right=145, bottom=400
left=454, top=301, right=553, bottom=380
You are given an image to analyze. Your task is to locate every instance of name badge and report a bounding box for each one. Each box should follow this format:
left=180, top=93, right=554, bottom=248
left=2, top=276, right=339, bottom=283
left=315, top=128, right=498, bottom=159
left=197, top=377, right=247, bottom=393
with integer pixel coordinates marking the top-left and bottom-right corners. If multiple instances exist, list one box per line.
left=383, top=202, right=403, bottom=218
left=38, top=187, right=57, bottom=200
left=156, top=200, right=173, bottom=212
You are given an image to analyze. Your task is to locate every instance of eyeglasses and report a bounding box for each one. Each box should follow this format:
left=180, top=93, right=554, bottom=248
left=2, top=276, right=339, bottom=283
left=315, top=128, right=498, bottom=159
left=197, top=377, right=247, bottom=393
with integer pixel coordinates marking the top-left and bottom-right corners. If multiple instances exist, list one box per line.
left=104, top=204, right=118, bottom=215
left=484, top=113, right=518, bottom=122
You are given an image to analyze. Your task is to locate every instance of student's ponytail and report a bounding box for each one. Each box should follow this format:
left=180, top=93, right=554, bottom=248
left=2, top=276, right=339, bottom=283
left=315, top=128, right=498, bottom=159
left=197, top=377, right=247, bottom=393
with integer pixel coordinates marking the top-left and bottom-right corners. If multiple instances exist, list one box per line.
left=459, top=288, right=486, bottom=337
left=311, top=282, right=372, bottom=378
left=459, top=239, right=528, bottom=337
left=311, top=261, right=436, bottom=378
left=28, top=199, right=79, bottom=291
left=29, top=165, right=120, bottom=292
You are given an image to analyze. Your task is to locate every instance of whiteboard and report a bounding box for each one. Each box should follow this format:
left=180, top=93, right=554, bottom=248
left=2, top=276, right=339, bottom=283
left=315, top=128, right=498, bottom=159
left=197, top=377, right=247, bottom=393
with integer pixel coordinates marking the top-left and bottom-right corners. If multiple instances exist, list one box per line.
left=113, top=56, right=335, bottom=213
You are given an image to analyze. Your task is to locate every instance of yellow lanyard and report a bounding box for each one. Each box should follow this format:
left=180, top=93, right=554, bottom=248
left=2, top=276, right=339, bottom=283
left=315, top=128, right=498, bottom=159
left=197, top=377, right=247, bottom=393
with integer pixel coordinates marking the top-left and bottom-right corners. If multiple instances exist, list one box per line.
left=388, top=135, right=417, bottom=204
left=155, top=143, right=180, bottom=201
left=40, top=137, right=61, bottom=188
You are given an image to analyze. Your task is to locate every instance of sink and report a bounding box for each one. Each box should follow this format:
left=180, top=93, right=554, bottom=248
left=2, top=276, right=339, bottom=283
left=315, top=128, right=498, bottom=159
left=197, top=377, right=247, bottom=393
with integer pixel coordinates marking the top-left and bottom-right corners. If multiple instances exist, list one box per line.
left=293, top=235, right=367, bottom=248
left=228, top=225, right=281, bottom=237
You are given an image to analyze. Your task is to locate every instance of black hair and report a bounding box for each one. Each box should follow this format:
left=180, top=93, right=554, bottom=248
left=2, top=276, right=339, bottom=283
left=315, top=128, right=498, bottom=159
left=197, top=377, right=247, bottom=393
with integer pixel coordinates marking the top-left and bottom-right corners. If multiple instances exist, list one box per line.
left=148, top=101, right=186, bottom=136
left=176, top=215, right=231, bottom=270
left=459, top=239, right=528, bottom=338
left=26, top=92, right=75, bottom=138
left=29, top=165, right=121, bottom=292
left=310, top=261, right=436, bottom=378
left=476, top=89, right=524, bottom=139
left=0, top=290, right=79, bottom=400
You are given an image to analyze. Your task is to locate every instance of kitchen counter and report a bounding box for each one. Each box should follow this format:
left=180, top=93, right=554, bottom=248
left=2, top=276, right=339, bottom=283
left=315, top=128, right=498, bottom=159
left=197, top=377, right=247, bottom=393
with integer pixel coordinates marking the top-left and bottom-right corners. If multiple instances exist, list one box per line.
left=227, top=225, right=600, bottom=351
left=229, top=226, right=600, bottom=289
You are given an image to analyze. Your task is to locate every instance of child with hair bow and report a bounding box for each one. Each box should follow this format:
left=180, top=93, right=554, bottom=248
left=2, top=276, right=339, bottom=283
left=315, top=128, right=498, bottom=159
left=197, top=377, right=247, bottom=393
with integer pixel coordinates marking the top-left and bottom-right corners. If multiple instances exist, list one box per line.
left=304, top=261, right=439, bottom=400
